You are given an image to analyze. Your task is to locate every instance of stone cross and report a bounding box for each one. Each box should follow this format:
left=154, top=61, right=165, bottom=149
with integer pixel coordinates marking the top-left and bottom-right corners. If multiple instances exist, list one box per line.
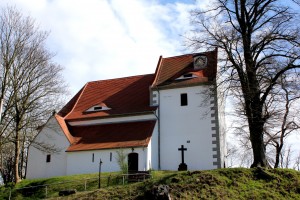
left=178, top=145, right=187, bottom=163
left=178, top=145, right=187, bottom=171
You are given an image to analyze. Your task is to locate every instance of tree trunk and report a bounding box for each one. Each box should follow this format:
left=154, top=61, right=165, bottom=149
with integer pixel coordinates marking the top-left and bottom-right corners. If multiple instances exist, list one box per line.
left=14, top=107, right=21, bottom=183
left=14, top=130, right=20, bottom=183
left=249, top=129, right=268, bottom=167
left=248, top=108, right=269, bottom=168
left=245, top=93, right=269, bottom=168
left=19, top=135, right=26, bottom=179
left=274, top=144, right=283, bottom=168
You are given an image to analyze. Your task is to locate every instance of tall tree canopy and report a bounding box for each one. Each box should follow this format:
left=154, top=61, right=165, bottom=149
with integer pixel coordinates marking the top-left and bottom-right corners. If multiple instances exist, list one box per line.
left=189, top=0, right=300, bottom=167
left=0, top=6, right=67, bottom=183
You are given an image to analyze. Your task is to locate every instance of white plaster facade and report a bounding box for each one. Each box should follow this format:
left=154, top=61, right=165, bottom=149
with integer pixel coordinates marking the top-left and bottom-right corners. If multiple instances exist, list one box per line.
left=66, top=147, right=147, bottom=175
left=157, top=85, right=218, bottom=170
left=27, top=115, right=159, bottom=179
left=27, top=117, right=69, bottom=179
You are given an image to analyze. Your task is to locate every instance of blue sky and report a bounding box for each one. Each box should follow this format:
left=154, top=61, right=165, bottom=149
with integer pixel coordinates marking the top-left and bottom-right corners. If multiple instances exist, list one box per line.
left=0, top=0, right=208, bottom=95
left=0, top=0, right=299, bottom=167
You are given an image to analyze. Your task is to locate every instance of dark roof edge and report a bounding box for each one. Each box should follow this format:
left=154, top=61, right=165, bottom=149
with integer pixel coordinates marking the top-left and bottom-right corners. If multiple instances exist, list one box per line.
left=151, top=80, right=216, bottom=90
left=65, top=110, right=157, bottom=123
left=65, top=144, right=149, bottom=152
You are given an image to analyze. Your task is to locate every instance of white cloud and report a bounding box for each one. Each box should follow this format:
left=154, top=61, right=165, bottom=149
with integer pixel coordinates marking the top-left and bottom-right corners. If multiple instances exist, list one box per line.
left=0, top=0, right=203, bottom=95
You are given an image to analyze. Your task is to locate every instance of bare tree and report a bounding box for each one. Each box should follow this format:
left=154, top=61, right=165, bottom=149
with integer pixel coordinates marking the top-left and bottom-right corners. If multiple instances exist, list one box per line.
left=264, top=74, right=300, bottom=168
left=293, top=153, right=300, bottom=171
left=0, top=6, right=67, bottom=183
left=188, top=0, right=300, bottom=167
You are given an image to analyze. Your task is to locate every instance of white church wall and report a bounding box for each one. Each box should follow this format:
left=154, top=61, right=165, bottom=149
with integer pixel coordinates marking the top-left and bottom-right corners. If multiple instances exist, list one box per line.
left=147, top=122, right=159, bottom=170
left=66, top=147, right=149, bottom=175
left=26, top=117, right=69, bottom=179
left=159, top=85, right=216, bottom=171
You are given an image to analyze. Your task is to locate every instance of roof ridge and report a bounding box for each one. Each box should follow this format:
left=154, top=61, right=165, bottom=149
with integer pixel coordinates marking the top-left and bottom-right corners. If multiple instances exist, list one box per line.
left=163, top=50, right=216, bottom=59
left=87, top=73, right=154, bottom=84
left=163, top=53, right=193, bottom=59
left=54, top=114, right=74, bottom=144
left=64, top=82, right=89, bottom=119
left=151, top=55, right=163, bottom=88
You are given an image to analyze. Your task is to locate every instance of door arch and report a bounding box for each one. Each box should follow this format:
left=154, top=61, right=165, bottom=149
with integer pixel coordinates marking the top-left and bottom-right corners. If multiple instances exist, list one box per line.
left=128, top=153, right=138, bottom=172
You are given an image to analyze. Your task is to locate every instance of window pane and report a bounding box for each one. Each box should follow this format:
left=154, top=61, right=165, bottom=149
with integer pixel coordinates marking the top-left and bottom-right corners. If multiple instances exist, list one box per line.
left=181, top=93, right=188, bottom=106
left=46, top=154, right=51, bottom=163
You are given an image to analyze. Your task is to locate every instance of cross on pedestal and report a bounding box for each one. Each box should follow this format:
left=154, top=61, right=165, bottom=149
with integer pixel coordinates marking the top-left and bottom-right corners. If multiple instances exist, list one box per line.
left=178, top=145, right=187, bottom=171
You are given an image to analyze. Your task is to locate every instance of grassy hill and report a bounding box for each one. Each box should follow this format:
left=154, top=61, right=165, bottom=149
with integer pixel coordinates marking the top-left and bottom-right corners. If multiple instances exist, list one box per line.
left=1, top=168, right=300, bottom=199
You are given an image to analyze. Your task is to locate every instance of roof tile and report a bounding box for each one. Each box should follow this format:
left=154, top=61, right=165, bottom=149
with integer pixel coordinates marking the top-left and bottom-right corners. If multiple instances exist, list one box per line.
left=54, top=114, right=74, bottom=144
left=151, top=49, right=218, bottom=87
left=66, top=120, right=156, bottom=151
left=61, top=74, right=156, bottom=121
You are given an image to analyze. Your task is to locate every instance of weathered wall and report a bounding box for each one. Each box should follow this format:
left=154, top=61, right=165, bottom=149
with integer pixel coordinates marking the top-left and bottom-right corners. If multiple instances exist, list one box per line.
left=158, top=85, right=218, bottom=170
left=66, top=147, right=149, bottom=175
left=27, top=117, right=69, bottom=179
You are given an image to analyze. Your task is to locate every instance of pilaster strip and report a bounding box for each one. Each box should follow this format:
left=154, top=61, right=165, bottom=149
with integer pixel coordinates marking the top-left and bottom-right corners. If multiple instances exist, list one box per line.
left=210, top=86, right=221, bottom=168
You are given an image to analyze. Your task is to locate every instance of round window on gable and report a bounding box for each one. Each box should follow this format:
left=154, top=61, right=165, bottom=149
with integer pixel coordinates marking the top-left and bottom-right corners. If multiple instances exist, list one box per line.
left=194, top=55, right=207, bottom=69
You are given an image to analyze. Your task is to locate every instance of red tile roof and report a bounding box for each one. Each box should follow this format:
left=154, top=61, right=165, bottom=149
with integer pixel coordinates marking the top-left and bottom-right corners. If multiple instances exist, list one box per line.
left=54, top=114, right=74, bottom=144
left=58, top=87, right=85, bottom=118
left=151, top=49, right=218, bottom=88
left=59, top=74, right=156, bottom=121
left=66, top=120, right=156, bottom=151
left=53, top=50, right=217, bottom=152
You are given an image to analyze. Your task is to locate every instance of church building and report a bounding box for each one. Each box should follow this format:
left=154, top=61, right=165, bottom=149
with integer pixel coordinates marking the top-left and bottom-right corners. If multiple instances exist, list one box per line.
left=26, top=49, right=226, bottom=179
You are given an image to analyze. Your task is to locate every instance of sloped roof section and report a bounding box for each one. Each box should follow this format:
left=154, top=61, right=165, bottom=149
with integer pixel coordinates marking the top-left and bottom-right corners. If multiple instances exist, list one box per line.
left=151, top=49, right=218, bottom=88
left=66, top=120, right=156, bottom=151
left=54, top=114, right=74, bottom=144
left=60, top=74, right=156, bottom=121
left=58, top=86, right=85, bottom=117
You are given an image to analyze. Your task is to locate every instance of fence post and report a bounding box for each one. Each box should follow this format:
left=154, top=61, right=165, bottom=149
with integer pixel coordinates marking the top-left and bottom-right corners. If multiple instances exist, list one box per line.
left=45, top=186, right=48, bottom=198
left=123, top=175, right=125, bottom=185
left=84, top=179, right=87, bottom=191
left=107, top=175, right=111, bottom=187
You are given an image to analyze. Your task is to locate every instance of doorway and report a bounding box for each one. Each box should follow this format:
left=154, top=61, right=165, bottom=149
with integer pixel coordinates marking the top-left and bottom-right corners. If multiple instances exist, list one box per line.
left=128, top=153, right=138, bottom=172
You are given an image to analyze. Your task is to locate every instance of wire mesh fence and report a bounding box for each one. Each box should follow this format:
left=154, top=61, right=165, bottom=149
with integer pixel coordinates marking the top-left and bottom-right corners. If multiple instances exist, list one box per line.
left=0, top=172, right=152, bottom=199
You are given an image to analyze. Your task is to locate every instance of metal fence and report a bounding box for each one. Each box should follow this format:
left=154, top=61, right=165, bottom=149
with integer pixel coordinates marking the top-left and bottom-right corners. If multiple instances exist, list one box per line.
left=0, top=173, right=152, bottom=199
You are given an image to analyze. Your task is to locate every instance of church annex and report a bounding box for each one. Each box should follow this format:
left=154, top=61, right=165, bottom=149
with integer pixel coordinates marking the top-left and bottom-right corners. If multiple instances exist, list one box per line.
left=26, top=49, right=226, bottom=179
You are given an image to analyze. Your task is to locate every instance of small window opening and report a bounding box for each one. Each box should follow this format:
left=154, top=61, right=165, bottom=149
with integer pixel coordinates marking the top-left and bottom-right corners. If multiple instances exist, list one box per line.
left=94, top=106, right=103, bottom=110
left=46, top=154, right=51, bottom=163
left=181, top=93, right=188, bottom=106
left=183, top=73, right=193, bottom=78
left=110, top=152, right=112, bottom=162
left=92, top=153, right=94, bottom=162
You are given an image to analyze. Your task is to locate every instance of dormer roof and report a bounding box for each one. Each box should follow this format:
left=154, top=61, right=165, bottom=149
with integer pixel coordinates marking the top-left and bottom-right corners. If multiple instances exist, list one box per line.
left=151, top=48, right=218, bottom=88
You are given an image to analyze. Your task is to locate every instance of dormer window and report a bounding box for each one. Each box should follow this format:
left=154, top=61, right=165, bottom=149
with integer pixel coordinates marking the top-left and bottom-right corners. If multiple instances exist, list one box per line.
left=86, top=103, right=111, bottom=112
left=183, top=73, right=193, bottom=78
left=175, top=73, right=198, bottom=80
left=94, top=106, right=103, bottom=110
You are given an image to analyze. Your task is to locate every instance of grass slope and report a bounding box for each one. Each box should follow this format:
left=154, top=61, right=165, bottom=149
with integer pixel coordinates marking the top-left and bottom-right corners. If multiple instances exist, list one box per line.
left=59, top=168, right=300, bottom=200
left=1, top=168, right=300, bottom=200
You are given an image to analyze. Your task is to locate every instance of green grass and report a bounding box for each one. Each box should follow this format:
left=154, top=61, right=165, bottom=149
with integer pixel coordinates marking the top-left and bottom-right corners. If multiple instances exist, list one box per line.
left=0, top=171, right=123, bottom=199
left=1, top=168, right=300, bottom=199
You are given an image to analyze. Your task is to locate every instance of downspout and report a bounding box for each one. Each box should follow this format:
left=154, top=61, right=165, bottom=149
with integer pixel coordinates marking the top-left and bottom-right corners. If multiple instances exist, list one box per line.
left=153, top=88, right=161, bottom=170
